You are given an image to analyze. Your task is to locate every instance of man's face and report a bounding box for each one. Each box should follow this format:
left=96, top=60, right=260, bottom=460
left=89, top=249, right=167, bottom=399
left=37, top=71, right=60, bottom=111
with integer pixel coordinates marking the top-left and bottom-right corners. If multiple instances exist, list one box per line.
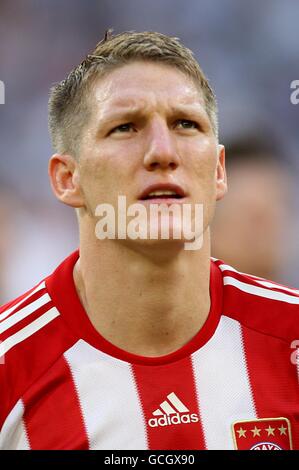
left=77, top=61, right=226, bottom=247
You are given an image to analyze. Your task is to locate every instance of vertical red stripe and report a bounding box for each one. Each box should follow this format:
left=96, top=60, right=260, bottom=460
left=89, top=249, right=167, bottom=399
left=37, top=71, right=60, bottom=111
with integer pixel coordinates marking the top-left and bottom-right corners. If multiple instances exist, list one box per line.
left=132, top=357, right=206, bottom=450
left=23, top=356, right=89, bottom=450
left=242, top=325, right=299, bottom=449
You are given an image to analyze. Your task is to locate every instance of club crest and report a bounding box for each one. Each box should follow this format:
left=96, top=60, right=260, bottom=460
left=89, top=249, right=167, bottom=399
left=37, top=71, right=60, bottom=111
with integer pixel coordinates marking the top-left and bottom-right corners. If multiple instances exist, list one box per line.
left=232, top=417, right=292, bottom=450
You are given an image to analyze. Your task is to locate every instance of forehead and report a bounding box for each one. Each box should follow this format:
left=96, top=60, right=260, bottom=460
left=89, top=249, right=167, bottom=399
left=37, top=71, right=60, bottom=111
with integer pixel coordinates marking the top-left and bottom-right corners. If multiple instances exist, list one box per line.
left=91, top=61, right=206, bottom=114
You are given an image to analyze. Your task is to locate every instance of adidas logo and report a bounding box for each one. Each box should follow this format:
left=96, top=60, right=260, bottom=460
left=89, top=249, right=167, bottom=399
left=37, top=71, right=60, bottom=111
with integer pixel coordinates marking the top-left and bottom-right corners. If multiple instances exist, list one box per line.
left=148, top=392, right=199, bottom=428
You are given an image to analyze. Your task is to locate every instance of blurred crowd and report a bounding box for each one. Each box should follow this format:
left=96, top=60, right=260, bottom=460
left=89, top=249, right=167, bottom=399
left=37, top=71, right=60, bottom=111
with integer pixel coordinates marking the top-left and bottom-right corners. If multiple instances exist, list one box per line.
left=0, top=0, right=299, bottom=303
left=211, top=136, right=298, bottom=284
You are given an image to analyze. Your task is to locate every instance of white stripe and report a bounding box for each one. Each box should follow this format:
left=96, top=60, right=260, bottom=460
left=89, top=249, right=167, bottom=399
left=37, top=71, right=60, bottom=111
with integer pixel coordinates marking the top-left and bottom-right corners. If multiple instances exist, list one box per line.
left=0, top=400, right=30, bottom=449
left=64, top=340, right=147, bottom=450
left=160, top=401, right=177, bottom=415
left=224, top=276, right=299, bottom=304
left=152, top=409, right=163, bottom=416
left=0, top=293, right=51, bottom=334
left=218, top=263, right=265, bottom=279
left=167, top=392, right=189, bottom=413
left=217, top=263, right=238, bottom=274
left=0, top=307, right=60, bottom=358
left=218, top=263, right=299, bottom=296
left=192, top=316, right=256, bottom=449
left=0, top=281, right=46, bottom=322
left=254, top=280, right=299, bottom=296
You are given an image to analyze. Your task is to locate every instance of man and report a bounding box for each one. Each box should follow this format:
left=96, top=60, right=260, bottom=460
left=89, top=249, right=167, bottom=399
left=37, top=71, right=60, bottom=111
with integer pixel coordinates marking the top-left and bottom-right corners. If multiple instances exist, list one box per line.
left=0, top=31, right=298, bottom=451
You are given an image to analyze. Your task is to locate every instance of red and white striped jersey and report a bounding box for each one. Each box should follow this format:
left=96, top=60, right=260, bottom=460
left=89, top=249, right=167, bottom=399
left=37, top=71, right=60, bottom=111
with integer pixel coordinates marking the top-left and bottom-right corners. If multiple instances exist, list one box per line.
left=0, top=251, right=298, bottom=450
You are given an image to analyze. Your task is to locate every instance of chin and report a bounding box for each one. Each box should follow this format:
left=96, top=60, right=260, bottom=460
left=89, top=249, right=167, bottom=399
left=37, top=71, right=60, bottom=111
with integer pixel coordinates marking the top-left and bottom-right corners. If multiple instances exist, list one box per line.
left=118, top=233, right=204, bottom=259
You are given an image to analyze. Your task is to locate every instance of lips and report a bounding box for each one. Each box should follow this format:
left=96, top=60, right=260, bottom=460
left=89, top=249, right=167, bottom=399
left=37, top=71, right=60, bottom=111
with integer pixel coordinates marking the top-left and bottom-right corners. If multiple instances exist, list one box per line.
left=139, top=183, right=186, bottom=201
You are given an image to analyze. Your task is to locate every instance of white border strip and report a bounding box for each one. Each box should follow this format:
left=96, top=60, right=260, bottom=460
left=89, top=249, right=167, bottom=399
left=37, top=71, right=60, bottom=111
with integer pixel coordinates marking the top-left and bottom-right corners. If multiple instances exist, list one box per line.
left=0, top=293, right=51, bottom=334
left=224, top=276, right=299, bottom=304
left=218, top=263, right=299, bottom=296
left=0, top=281, right=46, bottom=322
left=0, top=307, right=60, bottom=358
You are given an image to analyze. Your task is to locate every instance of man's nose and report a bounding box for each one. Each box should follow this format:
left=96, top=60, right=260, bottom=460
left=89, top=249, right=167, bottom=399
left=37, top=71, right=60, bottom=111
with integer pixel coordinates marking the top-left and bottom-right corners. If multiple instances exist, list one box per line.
left=143, top=119, right=180, bottom=171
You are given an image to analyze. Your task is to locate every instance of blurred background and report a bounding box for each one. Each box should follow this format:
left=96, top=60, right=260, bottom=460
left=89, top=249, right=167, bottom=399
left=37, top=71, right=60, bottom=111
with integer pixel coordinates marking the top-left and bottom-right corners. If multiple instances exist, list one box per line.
left=0, top=0, right=298, bottom=303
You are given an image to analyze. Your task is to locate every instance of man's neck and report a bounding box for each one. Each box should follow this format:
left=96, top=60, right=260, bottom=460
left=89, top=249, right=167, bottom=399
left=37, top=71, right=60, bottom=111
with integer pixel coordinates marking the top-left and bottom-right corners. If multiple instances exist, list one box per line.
left=73, top=230, right=211, bottom=357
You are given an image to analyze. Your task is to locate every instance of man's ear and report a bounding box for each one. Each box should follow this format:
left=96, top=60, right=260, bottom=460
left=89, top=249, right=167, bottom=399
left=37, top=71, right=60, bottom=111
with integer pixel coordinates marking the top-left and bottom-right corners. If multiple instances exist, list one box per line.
left=216, top=144, right=228, bottom=201
left=48, top=154, right=85, bottom=208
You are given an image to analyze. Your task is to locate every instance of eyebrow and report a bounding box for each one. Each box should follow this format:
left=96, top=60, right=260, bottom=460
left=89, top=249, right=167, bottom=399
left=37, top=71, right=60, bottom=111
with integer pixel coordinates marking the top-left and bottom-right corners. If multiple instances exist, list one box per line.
left=96, top=101, right=209, bottom=130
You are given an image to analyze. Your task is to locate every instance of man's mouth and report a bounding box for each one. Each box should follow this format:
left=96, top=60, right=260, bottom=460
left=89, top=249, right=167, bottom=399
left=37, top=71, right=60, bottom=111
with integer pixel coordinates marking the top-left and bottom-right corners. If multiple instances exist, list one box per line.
left=143, top=190, right=183, bottom=200
left=139, top=184, right=187, bottom=202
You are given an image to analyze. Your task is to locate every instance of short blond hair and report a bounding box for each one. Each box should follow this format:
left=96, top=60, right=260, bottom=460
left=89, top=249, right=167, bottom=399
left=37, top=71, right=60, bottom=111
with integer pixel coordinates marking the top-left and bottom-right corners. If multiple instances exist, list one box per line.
left=48, top=30, right=218, bottom=157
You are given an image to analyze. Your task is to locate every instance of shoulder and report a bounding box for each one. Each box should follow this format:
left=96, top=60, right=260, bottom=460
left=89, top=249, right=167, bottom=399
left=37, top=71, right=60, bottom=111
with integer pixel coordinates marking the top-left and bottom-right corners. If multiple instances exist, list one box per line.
left=0, top=280, right=58, bottom=362
left=0, top=277, right=76, bottom=429
left=211, top=258, right=299, bottom=343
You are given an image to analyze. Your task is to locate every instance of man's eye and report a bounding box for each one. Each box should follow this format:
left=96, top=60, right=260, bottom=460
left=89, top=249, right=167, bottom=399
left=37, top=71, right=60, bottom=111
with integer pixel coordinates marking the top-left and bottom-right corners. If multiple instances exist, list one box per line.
left=176, top=120, right=198, bottom=130
left=111, top=123, right=134, bottom=134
